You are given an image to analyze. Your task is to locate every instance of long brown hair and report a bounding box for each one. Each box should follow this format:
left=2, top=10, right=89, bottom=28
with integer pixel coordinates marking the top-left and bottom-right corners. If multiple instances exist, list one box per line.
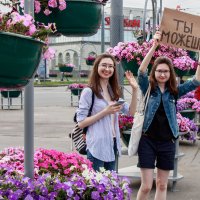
left=149, top=56, right=178, bottom=95
left=88, top=54, right=121, bottom=100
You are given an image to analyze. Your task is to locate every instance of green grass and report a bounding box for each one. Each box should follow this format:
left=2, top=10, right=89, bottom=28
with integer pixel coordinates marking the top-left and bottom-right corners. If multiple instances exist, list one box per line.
left=34, top=78, right=88, bottom=87
left=34, top=77, right=129, bottom=87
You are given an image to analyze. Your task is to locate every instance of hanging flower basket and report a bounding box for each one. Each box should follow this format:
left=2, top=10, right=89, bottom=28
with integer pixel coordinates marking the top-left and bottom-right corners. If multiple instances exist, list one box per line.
left=0, top=32, right=44, bottom=89
left=35, top=0, right=103, bottom=37
left=121, top=59, right=152, bottom=76
left=58, top=64, right=74, bottom=73
left=86, top=59, right=95, bottom=66
left=1, top=90, right=21, bottom=98
left=186, top=69, right=196, bottom=76
left=59, top=66, right=73, bottom=73
left=71, top=88, right=83, bottom=96
left=174, top=68, right=188, bottom=77
left=68, top=83, right=87, bottom=95
left=187, top=51, right=199, bottom=61
left=121, top=59, right=139, bottom=76
left=85, top=55, right=96, bottom=65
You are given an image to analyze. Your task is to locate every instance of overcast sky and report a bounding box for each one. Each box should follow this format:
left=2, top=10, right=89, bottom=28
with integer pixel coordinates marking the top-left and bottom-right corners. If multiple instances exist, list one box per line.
left=122, top=0, right=200, bottom=15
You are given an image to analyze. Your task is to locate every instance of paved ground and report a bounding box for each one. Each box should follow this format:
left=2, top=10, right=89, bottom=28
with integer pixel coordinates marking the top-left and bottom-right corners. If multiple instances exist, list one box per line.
left=0, top=86, right=200, bottom=200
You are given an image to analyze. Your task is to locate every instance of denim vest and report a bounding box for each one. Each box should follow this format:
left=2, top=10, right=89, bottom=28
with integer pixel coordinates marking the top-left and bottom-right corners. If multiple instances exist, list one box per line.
left=138, top=70, right=200, bottom=138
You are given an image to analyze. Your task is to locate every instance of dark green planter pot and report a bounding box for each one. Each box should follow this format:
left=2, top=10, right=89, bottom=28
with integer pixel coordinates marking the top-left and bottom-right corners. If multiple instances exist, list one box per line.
left=35, top=0, right=102, bottom=37
left=121, top=60, right=139, bottom=76
left=121, top=130, right=131, bottom=147
left=71, top=88, right=83, bottom=96
left=174, top=68, right=188, bottom=77
left=121, top=59, right=152, bottom=76
left=59, top=66, right=73, bottom=73
left=86, top=59, right=95, bottom=66
left=180, top=109, right=196, bottom=120
left=1, top=90, right=21, bottom=98
left=0, top=32, right=44, bottom=89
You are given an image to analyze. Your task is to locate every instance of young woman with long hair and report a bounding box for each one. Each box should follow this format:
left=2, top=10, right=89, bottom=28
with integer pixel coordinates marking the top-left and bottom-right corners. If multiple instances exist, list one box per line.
left=76, top=53, right=138, bottom=171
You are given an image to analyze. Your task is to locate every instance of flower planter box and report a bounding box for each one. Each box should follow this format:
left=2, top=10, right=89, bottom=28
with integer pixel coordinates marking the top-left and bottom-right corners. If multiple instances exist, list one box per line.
left=59, top=66, right=73, bottom=73
left=180, top=109, right=196, bottom=120
left=35, top=0, right=102, bottom=37
left=71, top=88, right=83, bottom=96
left=0, top=32, right=44, bottom=88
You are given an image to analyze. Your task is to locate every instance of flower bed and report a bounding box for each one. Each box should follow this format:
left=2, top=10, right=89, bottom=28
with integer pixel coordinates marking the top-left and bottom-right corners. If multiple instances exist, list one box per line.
left=0, top=147, right=131, bottom=199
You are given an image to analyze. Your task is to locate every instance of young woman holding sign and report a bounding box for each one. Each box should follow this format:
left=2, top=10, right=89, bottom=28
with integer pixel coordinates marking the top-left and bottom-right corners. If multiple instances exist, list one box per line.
left=136, top=31, right=200, bottom=200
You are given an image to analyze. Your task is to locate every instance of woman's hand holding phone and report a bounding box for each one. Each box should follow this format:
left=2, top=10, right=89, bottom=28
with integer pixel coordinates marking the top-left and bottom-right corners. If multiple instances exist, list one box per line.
left=113, top=100, right=125, bottom=106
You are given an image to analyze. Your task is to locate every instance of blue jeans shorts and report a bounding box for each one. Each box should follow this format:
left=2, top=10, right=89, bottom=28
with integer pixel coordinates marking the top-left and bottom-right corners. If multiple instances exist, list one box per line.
left=87, top=138, right=118, bottom=172
left=137, top=135, right=176, bottom=170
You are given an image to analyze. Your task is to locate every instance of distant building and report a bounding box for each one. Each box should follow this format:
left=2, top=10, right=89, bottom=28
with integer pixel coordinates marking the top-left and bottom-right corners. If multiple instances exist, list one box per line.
left=46, top=6, right=153, bottom=75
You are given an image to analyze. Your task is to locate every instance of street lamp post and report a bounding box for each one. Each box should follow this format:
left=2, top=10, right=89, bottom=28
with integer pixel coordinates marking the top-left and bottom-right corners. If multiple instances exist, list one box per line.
left=24, top=0, right=34, bottom=179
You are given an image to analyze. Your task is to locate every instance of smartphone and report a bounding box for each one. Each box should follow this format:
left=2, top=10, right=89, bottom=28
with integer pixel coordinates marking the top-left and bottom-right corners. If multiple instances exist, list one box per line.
left=113, top=100, right=125, bottom=106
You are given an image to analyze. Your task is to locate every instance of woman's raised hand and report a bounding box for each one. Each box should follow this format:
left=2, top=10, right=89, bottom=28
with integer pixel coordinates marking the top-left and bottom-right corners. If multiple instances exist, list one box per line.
left=125, top=71, right=138, bottom=90
left=153, top=31, right=162, bottom=46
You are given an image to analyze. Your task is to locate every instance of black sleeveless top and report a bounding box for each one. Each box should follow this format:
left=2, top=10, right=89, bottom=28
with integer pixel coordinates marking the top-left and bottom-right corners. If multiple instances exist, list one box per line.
left=145, top=97, right=174, bottom=141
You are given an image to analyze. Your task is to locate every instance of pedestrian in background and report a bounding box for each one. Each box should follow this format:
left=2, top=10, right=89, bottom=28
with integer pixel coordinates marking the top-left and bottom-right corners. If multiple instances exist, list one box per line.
left=76, top=54, right=138, bottom=171
left=136, top=31, right=200, bottom=200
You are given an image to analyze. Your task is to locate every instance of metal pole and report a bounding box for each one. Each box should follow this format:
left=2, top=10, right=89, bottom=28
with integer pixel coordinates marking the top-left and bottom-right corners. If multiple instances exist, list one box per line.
left=24, top=0, right=34, bottom=179
left=152, top=0, right=157, bottom=36
left=110, top=0, right=124, bottom=88
left=110, top=0, right=123, bottom=172
left=101, top=5, right=105, bottom=53
left=143, top=0, right=148, bottom=41
left=159, top=0, right=163, bottom=20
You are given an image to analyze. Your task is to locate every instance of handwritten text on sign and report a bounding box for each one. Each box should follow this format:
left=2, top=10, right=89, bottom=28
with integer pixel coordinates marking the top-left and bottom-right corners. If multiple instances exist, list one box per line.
left=160, top=8, right=200, bottom=52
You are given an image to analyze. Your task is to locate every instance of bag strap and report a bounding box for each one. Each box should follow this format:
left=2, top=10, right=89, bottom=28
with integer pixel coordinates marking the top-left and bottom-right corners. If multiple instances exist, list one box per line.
left=144, top=85, right=151, bottom=112
left=82, top=90, right=95, bottom=133
left=74, top=88, right=94, bottom=122
left=87, top=90, right=95, bottom=117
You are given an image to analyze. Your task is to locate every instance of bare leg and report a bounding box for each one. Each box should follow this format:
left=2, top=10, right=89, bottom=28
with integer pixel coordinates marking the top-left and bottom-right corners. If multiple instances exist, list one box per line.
left=136, top=168, right=154, bottom=200
left=154, top=168, right=170, bottom=200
